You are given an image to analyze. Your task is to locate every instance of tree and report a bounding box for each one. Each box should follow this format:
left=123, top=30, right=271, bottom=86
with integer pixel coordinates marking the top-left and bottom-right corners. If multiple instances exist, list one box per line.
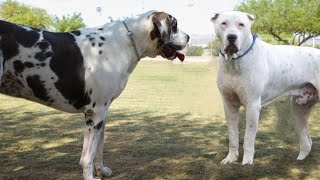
left=53, top=13, right=86, bottom=32
left=236, top=0, right=320, bottom=46
left=0, top=0, right=52, bottom=30
left=186, top=45, right=204, bottom=56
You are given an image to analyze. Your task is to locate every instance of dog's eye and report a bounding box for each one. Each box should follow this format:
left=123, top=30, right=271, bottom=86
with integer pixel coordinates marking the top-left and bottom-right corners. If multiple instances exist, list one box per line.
left=239, top=23, right=245, bottom=27
left=221, top=22, right=227, bottom=25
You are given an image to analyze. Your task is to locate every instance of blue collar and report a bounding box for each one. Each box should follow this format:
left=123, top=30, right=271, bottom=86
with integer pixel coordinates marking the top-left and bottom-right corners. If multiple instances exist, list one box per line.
left=219, top=35, right=257, bottom=60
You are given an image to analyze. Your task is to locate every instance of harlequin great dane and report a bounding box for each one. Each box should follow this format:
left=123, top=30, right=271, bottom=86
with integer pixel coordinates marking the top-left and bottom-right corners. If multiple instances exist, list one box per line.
left=211, top=11, right=320, bottom=165
left=0, top=10, right=189, bottom=179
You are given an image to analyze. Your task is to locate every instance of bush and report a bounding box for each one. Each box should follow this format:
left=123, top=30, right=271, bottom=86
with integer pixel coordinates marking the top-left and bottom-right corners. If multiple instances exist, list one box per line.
left=206, top=38, right=220, bottom=56
left=186, top=45, right=204, bottom=56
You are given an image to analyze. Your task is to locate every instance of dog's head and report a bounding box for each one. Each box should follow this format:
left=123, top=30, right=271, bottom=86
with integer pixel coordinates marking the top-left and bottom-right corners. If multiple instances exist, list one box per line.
left=148, top=11, right=189, bottom=61
left=211, top=11, right=254, bottom=60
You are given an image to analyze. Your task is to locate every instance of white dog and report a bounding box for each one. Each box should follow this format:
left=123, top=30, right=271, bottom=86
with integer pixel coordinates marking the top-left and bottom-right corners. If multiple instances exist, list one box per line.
left=211, top=11, right=320, bottom=165
left=0, top=10, right=189, bottom=179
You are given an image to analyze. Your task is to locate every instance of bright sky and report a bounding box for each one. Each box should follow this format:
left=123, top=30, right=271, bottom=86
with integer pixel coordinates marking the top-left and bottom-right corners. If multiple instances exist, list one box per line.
left=5, top=0, right=240, bottom=35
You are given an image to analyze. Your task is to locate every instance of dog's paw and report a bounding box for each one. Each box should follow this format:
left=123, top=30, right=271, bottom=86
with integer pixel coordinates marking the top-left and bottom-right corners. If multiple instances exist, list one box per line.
left=297, top=135, right=312, bottom=160
left=241, top=158, right=253, bottom=165
left=221, top=151, right=238, bottom=164
left=242, top=152, right=254, bottom=165
left=297, top=151, right=310, bottom=160
left=100, top=166, right=112, bottom=177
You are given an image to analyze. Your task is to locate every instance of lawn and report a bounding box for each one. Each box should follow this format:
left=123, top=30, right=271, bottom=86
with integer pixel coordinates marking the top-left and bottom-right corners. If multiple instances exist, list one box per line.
left=1, top=59, right=320, bottom=179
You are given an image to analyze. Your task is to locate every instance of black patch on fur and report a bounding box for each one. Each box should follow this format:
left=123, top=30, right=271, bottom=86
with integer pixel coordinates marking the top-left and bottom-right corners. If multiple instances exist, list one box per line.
left=40, top=63, right=46, bottom=67
left=89, top=37, right=95, bottom=41
left=94, top=121, right=103, bottom=130
left=45, top=51, right=53, bottom=58
left=86, top=119, right=94, bottom=126
left=24, top=62, right=34, bottom=68
left=0, top=21, right=40, bottom=62
left=13, top=60, right=25, bottom=74
left=86, top=35, right=91, bottom=38
left=34, top=51, right=48, bottom=62
left=71, top=30, right=81, bottom=36
left=89, top=89, right=92, bottom=95
left=99, top=36, right=105, bottom=41
left=92, top=102, right=96, bottom=108
left=34, top=41, right=53, bottom=62
left=98, top=28, right=103, bottom=31
left=92, top=42, right=95, bottom=46
left=0, top=34, right=19, bottom=61
left=98, top=43, right=103, bottom=47
left=36, top=41, right=49, bottom=50
left=42, top=31, right=91, bottom=109
left=99, top=51, right=102, bottom=54
left=0, top=20, right=40, bottom=48
left=26, top=75, right=50, bottom=101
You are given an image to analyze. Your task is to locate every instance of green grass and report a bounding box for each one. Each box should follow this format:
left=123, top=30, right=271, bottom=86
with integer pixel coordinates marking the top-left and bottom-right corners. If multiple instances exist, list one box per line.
left=1, top=59, right=320, bottom=179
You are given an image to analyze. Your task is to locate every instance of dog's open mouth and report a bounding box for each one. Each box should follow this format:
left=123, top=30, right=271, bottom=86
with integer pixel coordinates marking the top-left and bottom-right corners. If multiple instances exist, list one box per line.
left=224, top=44, right=238, bottom=57
left=160, top=43, right=185, bottom=61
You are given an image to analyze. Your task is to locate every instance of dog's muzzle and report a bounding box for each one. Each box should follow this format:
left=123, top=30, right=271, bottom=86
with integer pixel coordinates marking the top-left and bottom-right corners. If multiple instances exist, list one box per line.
left=224, top=34, right=239, bottom=56
left=224, top=43, right=239, bottom=57
left=160, top=42, right=185, bottom=61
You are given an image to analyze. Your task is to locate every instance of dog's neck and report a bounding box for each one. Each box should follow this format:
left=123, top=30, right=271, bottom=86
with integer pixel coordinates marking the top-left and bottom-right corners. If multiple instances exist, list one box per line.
left=119, top=15, right=157, bottom=73
left=124, top=14, right=158, bottom=54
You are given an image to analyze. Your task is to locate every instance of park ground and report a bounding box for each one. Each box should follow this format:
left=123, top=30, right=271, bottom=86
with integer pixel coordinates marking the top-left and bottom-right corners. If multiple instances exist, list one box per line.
left=1, top=58, right=320, bottom=179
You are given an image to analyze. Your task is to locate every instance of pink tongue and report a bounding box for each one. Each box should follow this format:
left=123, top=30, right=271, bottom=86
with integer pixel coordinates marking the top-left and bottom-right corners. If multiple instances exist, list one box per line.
left=176, top=51, right=185, bottom=61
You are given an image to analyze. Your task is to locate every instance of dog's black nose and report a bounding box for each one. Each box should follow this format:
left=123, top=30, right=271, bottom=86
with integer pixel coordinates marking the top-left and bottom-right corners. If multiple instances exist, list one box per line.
left=186, top=35, right=190, bottom=42
left=227, top=34, right=237, bottom=43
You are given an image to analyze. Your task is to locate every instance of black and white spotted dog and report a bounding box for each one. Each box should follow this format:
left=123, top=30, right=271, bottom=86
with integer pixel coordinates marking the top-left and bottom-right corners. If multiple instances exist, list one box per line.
left=0, top=10, right=189, bottom=179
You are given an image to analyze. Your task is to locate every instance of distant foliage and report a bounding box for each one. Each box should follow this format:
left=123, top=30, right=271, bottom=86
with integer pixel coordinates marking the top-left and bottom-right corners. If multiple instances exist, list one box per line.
left=0, top=0, right=52, bottom=30
left=186, top=45, right=204, bottom=56
left=0, top=0, right=86, bottom=32
left=236, top=0, right=320, bottom=46
left=205, top=38, right=220, bottom=56
left=53, top=13, right=86, bottom=32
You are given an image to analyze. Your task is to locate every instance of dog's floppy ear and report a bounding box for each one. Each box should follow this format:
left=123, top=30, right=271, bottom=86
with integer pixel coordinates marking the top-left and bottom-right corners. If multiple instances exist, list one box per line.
left=211, top=13, right=219, bottom=22
left=150, top=12, right=170, bottom=42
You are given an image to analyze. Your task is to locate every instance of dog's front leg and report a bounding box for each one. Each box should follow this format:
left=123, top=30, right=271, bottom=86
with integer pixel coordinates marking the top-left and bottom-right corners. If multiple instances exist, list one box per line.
left=242, top=99, right=261, bottom=165
left=221, top=95, right=240, bottom=164
left=80, top=108, right=107, bottom=180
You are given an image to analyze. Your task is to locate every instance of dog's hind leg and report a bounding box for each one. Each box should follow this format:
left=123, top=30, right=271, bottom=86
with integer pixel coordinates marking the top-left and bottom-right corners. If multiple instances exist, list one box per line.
left=93, top=108, right=112, bottom=177
left=80, top=107, right=108, bottom=180
left=291, top=97, right=316, bottom=160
